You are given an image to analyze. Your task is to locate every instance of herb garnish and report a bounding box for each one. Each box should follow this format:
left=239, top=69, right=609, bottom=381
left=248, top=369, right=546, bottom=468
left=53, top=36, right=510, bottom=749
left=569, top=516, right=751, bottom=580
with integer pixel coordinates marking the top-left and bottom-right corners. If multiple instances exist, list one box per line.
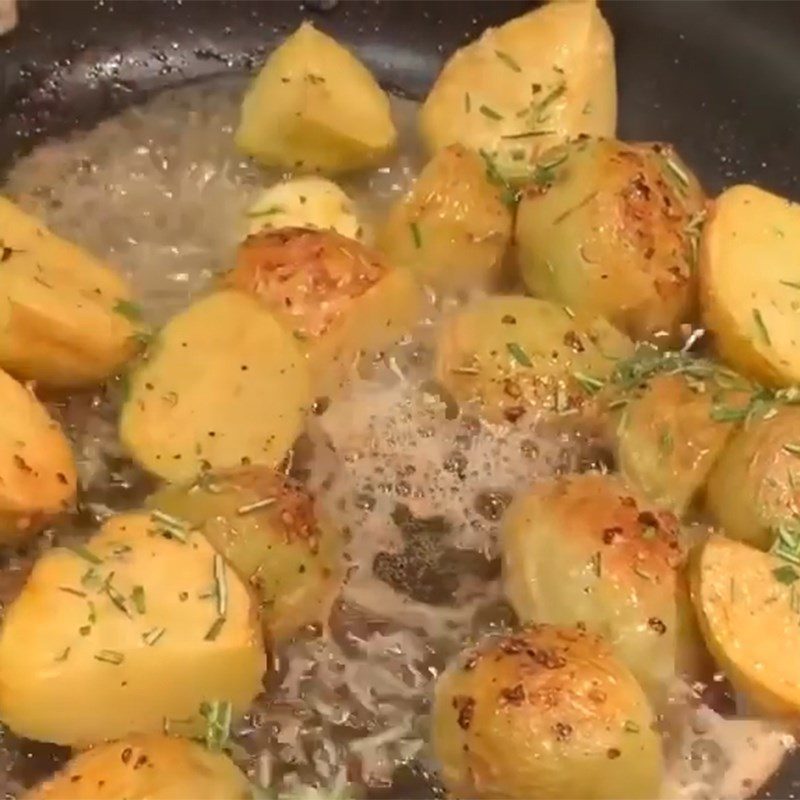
left=753, top=308, right=771, bottom=345
left=199, top=699, right=232, bottom=751
left=780, top=280, right=800, bottom=291
left=236, top=497, right=277, bottom=516
left=464, top=92, right=471, bottom=113
left=150, top=510, right=191, bottom=542
left=67, top=543, right=103, bottom=566
left=143, top=626, right=166, bottom=646
left=506, top=342, right=533, bottom=367
left=772, top=520, right=800, bottom=565
left=104, top=580, right=132, bottom=618
left=572, top=371, right=604, bottom=394
left=501, top=129, right=556, bottom=140
left=59, top=586, right=87, bottom=598
left=659, top=427, right=674, bottom=455
left=114, top=299, right=143, bottom=321
left=55, top=647, right=71, bottom=662
left=410, top=221, right=422, bottom=249
left=204, top=616, right=226, bottom=641
left=477, top=149, right=519, bottom=207
left=784, top=444, right=800, bottom=457
left=246, top=205, right=283, bottom=218
left=773, top=565, right=800, bottom=585
left=131, top=585, right=146, bottom=614
left=479, top=105, right=503, bottom=121
left=213, top=554, right=228, bottom=618
left=534, top=83, right=566, bottom=122
left=494, top=50, right=521, bottom=72
left=94, top=649, right=125, bottom=665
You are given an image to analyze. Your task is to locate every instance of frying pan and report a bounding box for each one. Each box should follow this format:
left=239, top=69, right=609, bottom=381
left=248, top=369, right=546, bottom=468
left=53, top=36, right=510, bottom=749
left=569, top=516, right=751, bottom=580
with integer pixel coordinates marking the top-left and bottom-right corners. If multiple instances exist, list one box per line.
left=1, top=0, right=800, bottom=797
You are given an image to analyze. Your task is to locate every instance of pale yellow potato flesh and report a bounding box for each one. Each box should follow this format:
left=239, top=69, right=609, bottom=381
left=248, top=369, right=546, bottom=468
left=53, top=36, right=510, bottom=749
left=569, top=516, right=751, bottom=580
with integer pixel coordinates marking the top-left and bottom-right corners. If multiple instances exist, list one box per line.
left=434, top=295, right=633, bottom=424
left=120, top=290, right=311, bottom=482
left=0, top=512, right=265, bottom=746
left=0, top=368, right=76, bottom=541
left=501, top=472, right=706, bottom=702
left=700, top=184, right=800, bottom=385
left=419, top=1, right=616, bottom=181
left=691, top=535, right=800, bottom=717
left=433, top=625, right=662, bottom=800
left=24, top=735, right=252, bottom=800
left=706, top=405, right=800, bottom=550
left=236, top=22, right=396, bottom=173
left=150, top=468, right=344, bottom=643
left=377, top=144, right=512, bottom=292
left=228, top=228, right=422, bottom=397
left=0, top=196, right=142, bottom=387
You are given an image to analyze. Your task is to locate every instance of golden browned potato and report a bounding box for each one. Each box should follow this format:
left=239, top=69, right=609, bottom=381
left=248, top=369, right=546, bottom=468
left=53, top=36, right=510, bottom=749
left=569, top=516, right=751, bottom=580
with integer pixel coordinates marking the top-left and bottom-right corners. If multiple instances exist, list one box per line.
left=149, top=467, right=343, bottom=642
left=434, top=295, right=633, bottom=424
left=419, top=2, right=616, bottom=182
left=614, top=371, right=748, bottom=516
left=0, top=368, right=76, bottom=541
left=24, top=735, right=252, bottom=800
left=0, top=196, right=144, bottom=387
left=433, top=625, right=662, bottom=800
left=120, top=290, right=311, bottom=483
left=0, top=512, right=265, bottom=746
left=377, top=144, right=512, bottom=292
left=501, top=472, right=705, bottom=700
left=516, top=138, right=706, bottom=343
left=700, top=184, right=800, bottom=385
left=691, top=535, right=800, bottom=717
left=705, top=405, right=800, bottom=550
left=227, top=228, right=422, bottom=396
left=235, top=22, right=396, bottom=173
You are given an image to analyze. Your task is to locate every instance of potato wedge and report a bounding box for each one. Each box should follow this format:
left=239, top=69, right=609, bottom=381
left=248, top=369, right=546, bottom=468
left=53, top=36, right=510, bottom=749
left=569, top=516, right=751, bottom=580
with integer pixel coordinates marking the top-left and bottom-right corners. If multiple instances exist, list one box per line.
left=700, top=184, right=800, bottom=385
left=246, top=176, right=365, bottom=242
left=120, top=290, right=310, bottom=483
left=0, top=368, right=76, bottom=541
left=419, top=2, right=616, bottom=182
left=24, top=735, right=252, bottom=800
left=149, top=467, right=344, bottom=642
left=227, top=228, right=421, bottom=396
left=0, top=196, right=143, bottom=387
left=0, top=512, right=265, bottom=746
left=501, top=472, right=705, bottom=700
left=614, top=372, right=746, bottom=516
left=516, top=139, right=706, bottom=343
left=706, top=405, right=800, bottom=550
left=434, top=625, right=662, bottom=800
left=691, top=535, right=800, bottom=717
left=377, top=144, right=512, bottom=292
left=434, top=295, right=633, bottom=424
left=235, top=22, right=396, bottom=173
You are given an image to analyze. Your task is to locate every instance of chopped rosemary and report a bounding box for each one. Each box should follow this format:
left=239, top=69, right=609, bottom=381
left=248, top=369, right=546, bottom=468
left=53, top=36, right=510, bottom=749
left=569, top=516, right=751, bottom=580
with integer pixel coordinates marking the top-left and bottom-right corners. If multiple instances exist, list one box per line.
left=662, top=155, right=690, bottom=192
left=213, top=554, right=228, bottom=618
left=572, top=371, right=605, bottom=394
left=58, top=586, right=87, bottom=598
left=535, top=82, right=566, bottom=121
left=450, top=365, right=480, bottom=376
left=753, top=308, right=771, bottom=346
left=236, top=497, right=277, bottom=516
left=204, top=616, right=226, bottom=641
left=131, top=585, right=146, bottom=614
left=494, top=49, right=521, bottom=72
left=477, top=148, right=519, bottom=207
left=81, top=567, right=99, bottom=588
left=464, top=92, right=471, bottom=113
left=104, top=581, right=132, bottom=618
left=659, top=427, right=674, bottom=455
left=500, top=129, right=556, bottom=140
left=87, top=600, right=97, bottom=625
left=590, top=551, right=602, bottom=578
left=55, top=646, right=71, bottom=662
left=150, top=509, right=191, bottom=542
left=506, top=342, right=533, bottom=367
left=410, top=221, right=422, bottom=249
left=142, top=626, right=166, bottom=646
left=113, top=299, right=143, bottom=321
left=772, top=519, right=800, bottom=565
left=624, top=720, right=641, bottom=733
left=710, top=404, right=749, bottom=423
left=784, top=444, right=800, bottom=457
left=199, top=699, right=232, bottom=751
left=479, top=104, right=503, bottom=121
left=780, top=279, right=800, bottom=290
left=67, top=543, right=103, bottom=566
left=245, top=205, right=283, bottom=218
left=773, top=564, right=800, bottom=585
left=553, top=191, right=598, bottom=225
left=94, top=649, right=125, bottom=665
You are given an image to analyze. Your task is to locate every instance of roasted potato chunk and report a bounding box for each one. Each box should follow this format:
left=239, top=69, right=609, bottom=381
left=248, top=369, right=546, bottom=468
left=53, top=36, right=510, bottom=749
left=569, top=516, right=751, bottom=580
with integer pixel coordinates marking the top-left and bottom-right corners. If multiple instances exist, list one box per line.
left=502, top=472, right=705, bottom=700
left=0, top=196, right=143, bottom=387
left=516, top=139, right=705, bottom=343
left=419, top=2, right=616, bottom=182
left=691, top=535, right=800, bottom=717
left=706, top=405, right=800, bottom=550
left=434, top=625, right=662, bottom=800
left=24, top=735, right=252, bottom=800
left=246, top=176, right=365, bottom=242
left=236, top=22, right=396, bottom=173
left=150, top=468, right=343, bottom=642
left=377, top=144, right=512, bottom=292
left=227, top=228, right=422, bottom=396
left=614, top=371, right=747, bottom=516
left=0, top=368, right=76, bottom=541
left=0, top=512, right=265, bottom=746
left=120, top=290, right=310, bottom=483
left=434, top=295, right=633, bottom=424
left=700, top=184, right=800, bottom=385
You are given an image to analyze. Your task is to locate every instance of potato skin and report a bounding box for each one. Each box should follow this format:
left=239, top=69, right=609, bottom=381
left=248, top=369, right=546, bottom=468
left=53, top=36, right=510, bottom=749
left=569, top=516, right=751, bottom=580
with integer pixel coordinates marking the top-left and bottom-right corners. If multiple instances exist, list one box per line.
left=24, top=735, right=252, bottom=800
left=419, top=2, right=616, bottom=182
left=121, top=290, right=311, bottom=483
left=0, top=512, right=265, bottom=746
left=614, top=372, right=743, bottom=516
left=235, top=22, right=396, bottom=173
left=0, top=368, right=76, bottom=542
left=706, top=406, right=800, bottom=550
left=690, top=535, right=800, bottom=717
left=433, top=625, right=662, bottom=800
left=377, top=145, right=512, bottom=292
left=227, top=227, right=422, bottom=396
left=700, top=184, right=800, bottom=385
left=435, top=295, right=633, bottom=424
left=0, top=196, right=142, bottom=387
left=516, top=139, right=705, bottom=343
left=502, top=472, right=705, bottom=700
left=150, top=468, right=343, bottom=642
